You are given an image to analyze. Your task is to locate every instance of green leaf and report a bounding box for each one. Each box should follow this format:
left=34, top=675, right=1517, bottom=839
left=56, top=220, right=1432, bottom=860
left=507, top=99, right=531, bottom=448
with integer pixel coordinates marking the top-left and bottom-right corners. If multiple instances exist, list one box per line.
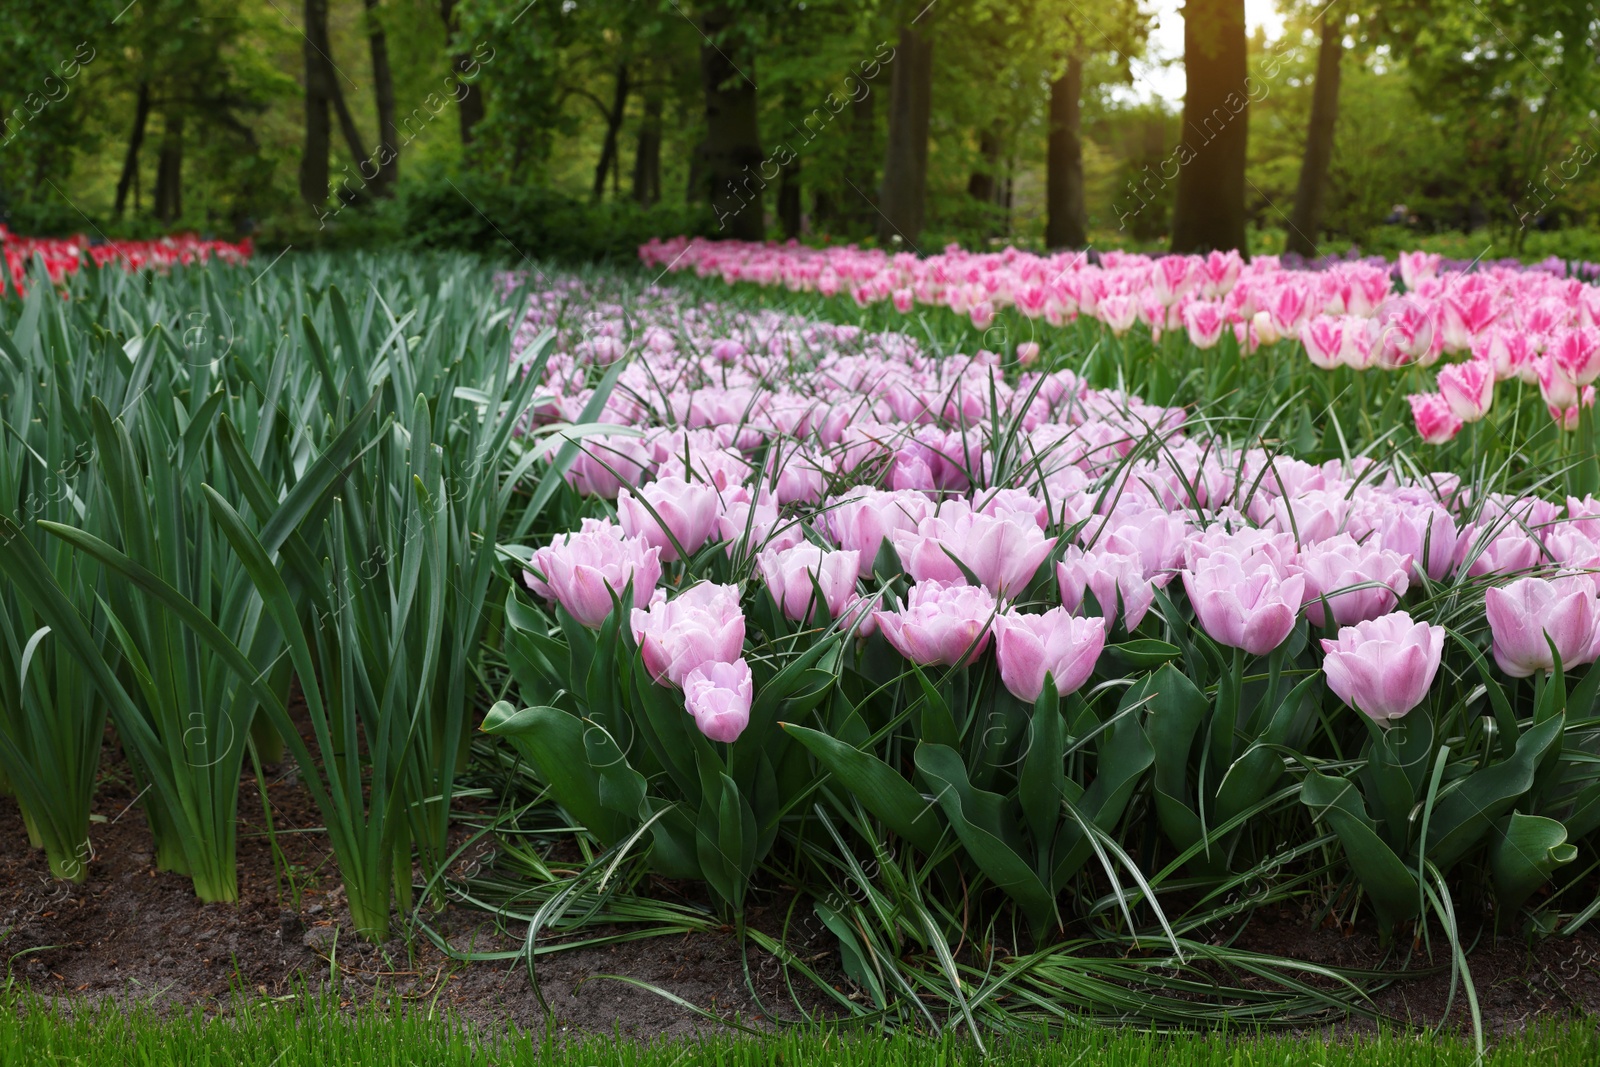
left=1490, top=812, right=1577, bottom=916
left=1300, top=768, right=1421, bottom=931
left=914, top=743, right=1056, bottom=933
left=480, top=702, right=628, bottom=843
left=1425, top=713, right=1565, bottom=872
left=782, top=723, right=943, bottom=854
left=1101, top=638, right=1181, bottom=671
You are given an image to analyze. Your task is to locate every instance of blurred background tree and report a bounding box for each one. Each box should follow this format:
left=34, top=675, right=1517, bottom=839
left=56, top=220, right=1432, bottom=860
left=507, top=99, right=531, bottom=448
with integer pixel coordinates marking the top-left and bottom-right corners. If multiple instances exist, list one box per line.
left=1, top=0, right=1597, bottom=259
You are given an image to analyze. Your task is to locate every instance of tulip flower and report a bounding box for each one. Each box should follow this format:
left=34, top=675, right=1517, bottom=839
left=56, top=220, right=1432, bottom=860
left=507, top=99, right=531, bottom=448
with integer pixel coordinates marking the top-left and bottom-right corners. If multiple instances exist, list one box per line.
left=525, top=520, right=662, bottom=628
left=757, top=542, right=861, bottom=622
left=1183, top=301, right=1226, bottom=349
left=1183, top=555, right=1305, bottom=655
left=1321, top=611, right=1444, bottom=725
left=616, top=476, right=721, bottom=561
left=824, top=489, right=934, bottom=577
left=873, top=581, right=998, bottom=667
left=1406, top=393, right=1463, bottom=445
left=684, top=658, right=754, bottom=742
left=1485, top=575, right=1600, bottom=677
left=1057, top=547, right=1155, bottom=631
left=992, top=609, right=1107, bottom=702
left=1436, top=358, right=1495, bottom=422
left=1552, top=326, right=1600, bottom=386
left=891, top=507, right=1053, bottom=597
left=631, top=582, right=747, bottom=686
left=1296, top=534, right=1412, bottom=627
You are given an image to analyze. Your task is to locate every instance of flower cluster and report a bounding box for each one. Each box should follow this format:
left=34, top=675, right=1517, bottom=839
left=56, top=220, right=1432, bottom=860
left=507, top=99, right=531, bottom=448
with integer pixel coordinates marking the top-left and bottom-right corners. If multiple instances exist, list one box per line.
left=1, top=225, right=253, bottom=296
left=640, top=238, right=1600, bottom=440
left=512, top=280, right=1600, bottom=743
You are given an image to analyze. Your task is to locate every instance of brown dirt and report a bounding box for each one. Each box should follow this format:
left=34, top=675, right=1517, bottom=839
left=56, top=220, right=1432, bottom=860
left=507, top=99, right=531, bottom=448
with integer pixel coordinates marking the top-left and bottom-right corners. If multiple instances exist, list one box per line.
left=3, top=744, right=1597, bottom=1038
left=0, top=745, right=832, bottom=1039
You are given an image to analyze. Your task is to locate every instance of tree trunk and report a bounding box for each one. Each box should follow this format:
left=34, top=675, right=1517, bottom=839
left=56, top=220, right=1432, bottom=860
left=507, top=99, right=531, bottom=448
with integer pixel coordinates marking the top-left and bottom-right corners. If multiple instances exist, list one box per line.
left=1170, top=0, right=1249, bottom=254
left=300, top=0, right=333, bottom=207
left=967, top=125, right=1001, bottom=204
left=154, top=113, right=183, bottom=224
left=878, top=25, right=932, bottom=247
left=115, top=81, right=152, bottom=219
left=440, top=0, right=484, bottom=146
left=593, top=63, right=630, bottom=200
left=778, top=156, right=802, bottom=238
left=1285, top=8, right=1343, bottom=257
left=843, top=86, right=876, bottom=237
left=1045, top=53, right=1086, bottom=248
left=364, top=0, right=399, bottom=195
left=698, top=8, right=765, bottom=240
left=633, top=93, right=662, bottom=206
left=328, top=77, right=370, bottom=195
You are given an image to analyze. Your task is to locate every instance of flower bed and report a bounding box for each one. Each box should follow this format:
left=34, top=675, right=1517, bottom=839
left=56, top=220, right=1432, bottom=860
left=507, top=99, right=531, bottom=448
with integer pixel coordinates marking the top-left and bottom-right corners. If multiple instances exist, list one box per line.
left=493, top=274, right=1600, bottom=983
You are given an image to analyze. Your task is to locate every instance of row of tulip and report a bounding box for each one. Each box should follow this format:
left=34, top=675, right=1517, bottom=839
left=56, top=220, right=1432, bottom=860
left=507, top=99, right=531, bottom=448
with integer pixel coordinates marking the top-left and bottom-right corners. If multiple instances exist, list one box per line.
left=0, top=226, right=253, bottom=296
left=639, top=238, right=1600, bottom=449
left=489, top=272, right=1600, bottom=948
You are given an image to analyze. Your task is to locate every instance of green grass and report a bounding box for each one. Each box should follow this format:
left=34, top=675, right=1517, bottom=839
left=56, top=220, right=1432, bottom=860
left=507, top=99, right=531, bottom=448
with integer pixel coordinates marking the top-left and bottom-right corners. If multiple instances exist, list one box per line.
left=0, top=992, right=1593, bottom=1067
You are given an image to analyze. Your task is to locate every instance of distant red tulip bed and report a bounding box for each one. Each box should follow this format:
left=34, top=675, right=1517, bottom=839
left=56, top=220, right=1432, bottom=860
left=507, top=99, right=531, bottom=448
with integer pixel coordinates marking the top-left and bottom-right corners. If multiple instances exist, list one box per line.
left=0, top=225, right=252, bottom=295
left=3, top=243, right=1600, bottom=1033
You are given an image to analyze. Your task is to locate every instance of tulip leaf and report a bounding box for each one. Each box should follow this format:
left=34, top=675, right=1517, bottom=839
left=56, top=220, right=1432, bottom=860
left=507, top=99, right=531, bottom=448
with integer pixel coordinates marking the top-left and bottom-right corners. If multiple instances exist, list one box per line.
left=1101, top=638, right=1181, bottom=671
left=581, top=718, right=648, bottom=820
left=915, top=743, right=1056, bottom=933
left=481, top=701, right=628, bottom=844
left=1019, top=682, right=1065, bottom=863
left=1136, top=664, right=1209, bottom=854
left=1214, top=673, right=1320, bottom=827
left=1424, top=713, right=1564, bottom=872
left=783, top=724, right=943, bottom=854
left=1491, top=812, right=1577, bottom=916
left=1300, top=768, right=1421, bottom=931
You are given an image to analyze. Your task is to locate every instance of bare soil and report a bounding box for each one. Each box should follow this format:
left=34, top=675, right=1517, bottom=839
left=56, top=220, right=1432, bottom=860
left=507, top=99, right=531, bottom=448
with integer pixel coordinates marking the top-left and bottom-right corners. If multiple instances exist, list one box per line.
left=3, top=744, right=1597, bottom=1039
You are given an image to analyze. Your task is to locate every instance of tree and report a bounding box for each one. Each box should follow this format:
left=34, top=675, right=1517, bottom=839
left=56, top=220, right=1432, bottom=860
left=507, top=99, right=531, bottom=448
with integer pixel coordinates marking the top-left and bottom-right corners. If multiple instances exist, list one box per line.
left=1286, top=3, right=1346, bottom=256
left=1171, top=0, right=1250, bottom=253
left=697, top=5, right=764, bottom=239
left=878, top=20, right=932, bottom=245
left=364, top=0, right=400, bottom=195
left=300, top=0, right=334, bottom=206
left=1045, top=54, right=1087, bottom=248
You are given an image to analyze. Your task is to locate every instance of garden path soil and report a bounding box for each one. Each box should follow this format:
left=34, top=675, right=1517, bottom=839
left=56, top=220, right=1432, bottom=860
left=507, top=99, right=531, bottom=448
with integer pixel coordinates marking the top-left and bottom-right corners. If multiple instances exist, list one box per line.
left=3, top=745, right=1598, bottom=1039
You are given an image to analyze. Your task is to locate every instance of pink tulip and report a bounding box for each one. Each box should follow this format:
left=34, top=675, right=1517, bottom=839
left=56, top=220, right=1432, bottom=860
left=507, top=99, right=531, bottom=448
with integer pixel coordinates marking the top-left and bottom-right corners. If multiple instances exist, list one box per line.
left=1552, top=326, right=1600, bottom=385
left=1057, top=547, right=1156, bottom=630
left=992, top=608, right=1107, bottom=702
left=1296, top=534, right=1412, bottom=627
left=1320, top=611, right=1445, bottom=724
left=683, top=658, right=753, bottom=742
left=1485, top=575, right=1600, bottom=677
left=757, top=542, right=860, bottom=622
left=892, top=288, right=914, bottom=314
left=631, top=582, right=747, bottom=686
left=563, top=433, right=653, bottom=498
left=616, top=476, right=721, bottom=561
left=1099, top=294, right=1137, bottom=335
left=1436, top=358, right=1495, bottom=422
left=824, top=489, right=934, bottom=577
left=1300, top=316, right=1347, bottom=370
left=873, top=581, right=998, bottom=666
left=1016, top=341, right=1041, bottom=366
left=1183, top=555, right=1305, bottom=655
left=1183, top=300, right=1226, bottom=349
left=526, top=520, right=662, bottom=628
left=1376, top=503, right=1460, bottom=582
left=717, top=490, right=803, bottom=557
left=970, top=301, right=996, bottom=330
left=1407, top=393, right=1463, bottom=444
left=891, top=507, right=1053, bottom=597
